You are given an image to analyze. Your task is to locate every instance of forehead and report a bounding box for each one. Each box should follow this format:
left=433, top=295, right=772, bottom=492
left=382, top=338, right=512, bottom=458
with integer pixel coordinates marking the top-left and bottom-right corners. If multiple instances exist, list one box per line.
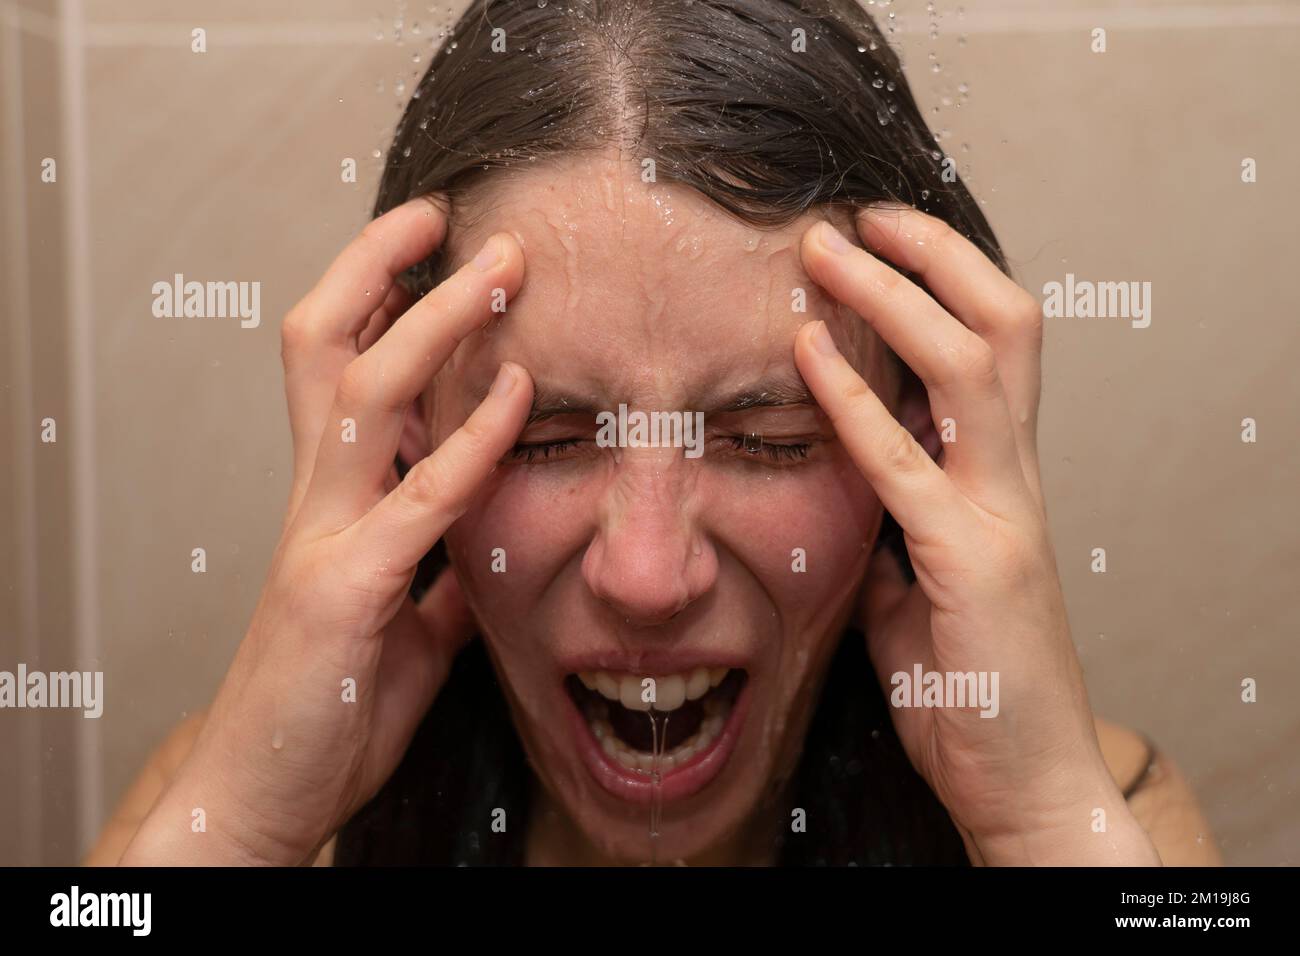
left=440, top=150, right=866, bottom=400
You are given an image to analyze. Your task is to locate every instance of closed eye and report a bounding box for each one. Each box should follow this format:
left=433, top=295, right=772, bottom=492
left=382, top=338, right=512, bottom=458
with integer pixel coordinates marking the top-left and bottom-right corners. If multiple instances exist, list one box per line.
left=505, top=439, right=583, bottom=463
left=722, top=435, right=812, bottom=463
left=504, top=436, right=815, bottom=465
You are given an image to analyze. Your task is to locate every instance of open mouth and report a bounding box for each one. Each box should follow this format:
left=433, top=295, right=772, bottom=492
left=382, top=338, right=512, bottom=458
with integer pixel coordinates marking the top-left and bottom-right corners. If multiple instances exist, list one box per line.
left=565, top=668, right=748, bottom=778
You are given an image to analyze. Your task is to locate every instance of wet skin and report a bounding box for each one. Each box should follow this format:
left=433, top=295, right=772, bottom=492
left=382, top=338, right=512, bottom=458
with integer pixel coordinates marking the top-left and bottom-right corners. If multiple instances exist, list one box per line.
left=399, top=149, right=903, bottom=865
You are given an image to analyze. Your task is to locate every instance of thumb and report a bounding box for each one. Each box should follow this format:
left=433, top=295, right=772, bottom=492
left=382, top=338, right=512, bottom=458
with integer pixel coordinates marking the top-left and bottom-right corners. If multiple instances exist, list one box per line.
left=416, top=566, right=478, bottom=654
left=859, top=545, right=909, bottom=635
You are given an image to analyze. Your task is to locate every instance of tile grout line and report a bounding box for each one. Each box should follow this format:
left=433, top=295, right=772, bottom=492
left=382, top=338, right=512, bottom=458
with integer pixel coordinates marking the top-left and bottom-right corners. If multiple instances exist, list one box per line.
left=3, top=2, right=41, bottom=869
left=57, top=0, right=102, bottom=860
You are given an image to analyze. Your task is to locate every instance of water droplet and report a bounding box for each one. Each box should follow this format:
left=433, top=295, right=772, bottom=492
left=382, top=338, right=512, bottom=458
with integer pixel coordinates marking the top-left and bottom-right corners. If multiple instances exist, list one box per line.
left=872, top=78, right=884, bottom=89
left=271, top=728, right=284, bottom=750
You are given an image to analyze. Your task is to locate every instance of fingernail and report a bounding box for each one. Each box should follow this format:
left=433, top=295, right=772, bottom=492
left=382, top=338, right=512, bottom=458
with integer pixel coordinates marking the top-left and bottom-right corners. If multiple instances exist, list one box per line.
left=811, top=321, right=839, bottom=357
left=817, top=221, right=853, bottom=255
left=489, top=362, right=517, bottom=397
left=472, top=236, right=502, bottom=272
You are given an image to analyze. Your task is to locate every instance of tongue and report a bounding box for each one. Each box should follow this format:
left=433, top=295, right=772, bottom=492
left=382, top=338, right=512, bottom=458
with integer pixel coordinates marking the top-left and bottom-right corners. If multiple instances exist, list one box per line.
left=608, top=698, right=703, bottom=752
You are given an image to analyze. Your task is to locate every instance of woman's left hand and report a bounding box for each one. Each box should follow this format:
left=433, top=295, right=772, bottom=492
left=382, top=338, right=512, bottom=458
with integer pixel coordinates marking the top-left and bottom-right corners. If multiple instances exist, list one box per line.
left=795, top=206, right=1160, bottom=865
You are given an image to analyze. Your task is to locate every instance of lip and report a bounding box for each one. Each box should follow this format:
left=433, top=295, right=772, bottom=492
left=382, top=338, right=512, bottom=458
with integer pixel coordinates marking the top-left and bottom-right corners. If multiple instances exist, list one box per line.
left=565, top=671, right=752, bottom=805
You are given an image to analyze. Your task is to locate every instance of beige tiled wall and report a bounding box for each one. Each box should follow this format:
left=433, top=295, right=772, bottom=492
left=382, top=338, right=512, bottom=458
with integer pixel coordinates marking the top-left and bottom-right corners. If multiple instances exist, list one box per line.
left=2, top=0, right=1297, bottom=865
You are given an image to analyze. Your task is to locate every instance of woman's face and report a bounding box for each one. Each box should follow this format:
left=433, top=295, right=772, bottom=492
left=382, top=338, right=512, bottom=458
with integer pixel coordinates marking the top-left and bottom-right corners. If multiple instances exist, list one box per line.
left=419, top=150, right=899, bottom=864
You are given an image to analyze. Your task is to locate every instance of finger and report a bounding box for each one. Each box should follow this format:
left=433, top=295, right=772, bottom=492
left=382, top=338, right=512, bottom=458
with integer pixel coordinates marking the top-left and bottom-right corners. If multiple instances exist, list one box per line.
left=305, top=232, right=524, bottom=521
left=346, top=361, right=533, bottom=572
left=357, top=281, right=414, bottom=353
left=281, top=197, right=448, bottom=515
left=794, top=319, right=962, bottom=544
left=369, top=582, right=472, bottom=777
left=863, top=569, right=933, bottom=704
left=290, top=194, right=449, bottom=353
left=415, top=566, right=477, bottom=649
left=856, top=205, right=1043, bottom=435
left=857, top=205, right=1045, bottom=507
left=800, top=221, right=1028, bottom=511
left=285, top=282, right=417, bottom=527
left=381, top=569, right=477, bottom=718
left=859, top=544, right=910, bottom=636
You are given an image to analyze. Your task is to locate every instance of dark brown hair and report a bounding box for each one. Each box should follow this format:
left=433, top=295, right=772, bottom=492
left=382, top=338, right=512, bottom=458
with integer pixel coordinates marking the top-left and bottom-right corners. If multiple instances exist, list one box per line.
left=341, top=0, right=999, bottom=865
left=374, top=0, right=1007, bottom=293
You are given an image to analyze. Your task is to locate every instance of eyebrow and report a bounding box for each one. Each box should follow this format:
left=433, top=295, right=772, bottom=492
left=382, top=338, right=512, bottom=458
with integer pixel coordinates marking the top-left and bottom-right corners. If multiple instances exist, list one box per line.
left=523, top=374, right=817, bottom=425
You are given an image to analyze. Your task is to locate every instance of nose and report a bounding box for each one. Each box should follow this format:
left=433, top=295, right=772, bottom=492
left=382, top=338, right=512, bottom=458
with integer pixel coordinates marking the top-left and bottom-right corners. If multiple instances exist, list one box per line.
left=581, top=457, right=717, bottom=627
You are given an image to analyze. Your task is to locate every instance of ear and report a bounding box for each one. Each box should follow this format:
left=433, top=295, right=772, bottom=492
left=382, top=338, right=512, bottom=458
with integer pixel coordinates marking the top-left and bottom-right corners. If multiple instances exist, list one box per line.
left=894, top=363, right=942, bottom=462
left=397, top=394, right=435, bottom=470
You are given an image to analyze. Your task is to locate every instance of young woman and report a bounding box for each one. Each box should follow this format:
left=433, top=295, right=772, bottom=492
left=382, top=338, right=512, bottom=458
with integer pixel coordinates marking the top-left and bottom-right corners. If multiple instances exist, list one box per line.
left=90, top=0, right=1218, bottom=866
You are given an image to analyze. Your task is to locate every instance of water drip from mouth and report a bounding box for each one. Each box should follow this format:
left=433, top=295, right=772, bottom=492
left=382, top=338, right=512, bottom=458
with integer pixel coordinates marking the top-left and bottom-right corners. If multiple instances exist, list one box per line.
left=647, top=711, right=667, bottom=864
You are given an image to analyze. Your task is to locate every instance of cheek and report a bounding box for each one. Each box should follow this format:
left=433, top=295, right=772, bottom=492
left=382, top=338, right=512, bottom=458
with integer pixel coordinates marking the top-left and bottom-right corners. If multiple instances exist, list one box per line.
left=443, top=469, right=588, bottom=629
left=708, top=455, right=880, bottom=621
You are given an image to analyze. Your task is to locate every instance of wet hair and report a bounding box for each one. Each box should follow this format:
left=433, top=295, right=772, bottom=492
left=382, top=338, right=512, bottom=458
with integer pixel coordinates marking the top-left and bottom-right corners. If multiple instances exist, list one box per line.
left=338, top=0, right=1003, bottom=865
left=374, top=0, right=1007, bottom=290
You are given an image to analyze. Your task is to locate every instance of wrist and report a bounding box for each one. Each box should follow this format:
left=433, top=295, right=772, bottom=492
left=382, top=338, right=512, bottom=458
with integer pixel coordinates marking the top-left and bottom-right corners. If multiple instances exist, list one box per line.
left=967, top=770, right=1161, bottom=866
left=119, top=764, right=312, bottom=867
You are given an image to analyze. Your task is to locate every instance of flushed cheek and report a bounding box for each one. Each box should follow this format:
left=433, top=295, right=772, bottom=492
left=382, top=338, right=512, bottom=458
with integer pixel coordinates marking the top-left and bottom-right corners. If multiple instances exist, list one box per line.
left=709, top=466, right=878, bottom=627
left=446, top=469, right=582, bottom=594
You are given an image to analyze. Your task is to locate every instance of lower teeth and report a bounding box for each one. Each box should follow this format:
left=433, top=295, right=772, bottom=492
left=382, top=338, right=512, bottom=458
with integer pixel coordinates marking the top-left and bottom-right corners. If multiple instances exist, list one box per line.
left=591, top=704, right=730, bottom=773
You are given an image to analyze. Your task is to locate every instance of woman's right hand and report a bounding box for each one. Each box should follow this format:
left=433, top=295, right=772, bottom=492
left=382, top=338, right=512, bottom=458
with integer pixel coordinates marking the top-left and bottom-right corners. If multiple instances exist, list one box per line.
left=120, top=197, right=533, bottom=865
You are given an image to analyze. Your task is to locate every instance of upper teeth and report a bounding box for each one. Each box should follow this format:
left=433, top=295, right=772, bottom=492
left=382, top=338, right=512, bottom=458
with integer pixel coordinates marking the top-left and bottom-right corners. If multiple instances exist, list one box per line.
left=578, top=667, right=729, bottom=712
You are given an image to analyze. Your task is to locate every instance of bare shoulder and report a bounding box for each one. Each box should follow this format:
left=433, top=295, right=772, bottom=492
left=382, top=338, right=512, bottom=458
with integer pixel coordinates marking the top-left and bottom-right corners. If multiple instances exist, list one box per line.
left=83, top=711, right=208, bottom=866
left=1094, top=716, right=1222, bottom=866
left=313, top=836, right=337, bottom=867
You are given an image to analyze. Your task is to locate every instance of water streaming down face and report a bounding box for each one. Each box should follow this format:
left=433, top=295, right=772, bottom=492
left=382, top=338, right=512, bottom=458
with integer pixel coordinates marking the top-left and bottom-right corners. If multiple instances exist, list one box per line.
left=428, top=152, right=888, bottom=864
left=647, top=711, right=665, bottom=864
